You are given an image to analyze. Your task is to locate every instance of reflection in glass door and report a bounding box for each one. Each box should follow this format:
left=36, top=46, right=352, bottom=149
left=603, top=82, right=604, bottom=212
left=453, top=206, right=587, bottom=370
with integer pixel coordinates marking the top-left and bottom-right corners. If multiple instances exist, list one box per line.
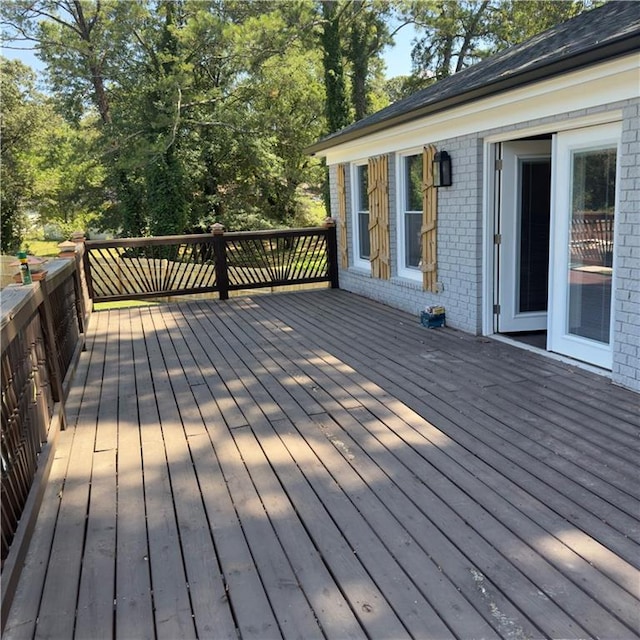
left=568, top=149, right=616, bottom=343
left=550, top=123, right=620, bottom=369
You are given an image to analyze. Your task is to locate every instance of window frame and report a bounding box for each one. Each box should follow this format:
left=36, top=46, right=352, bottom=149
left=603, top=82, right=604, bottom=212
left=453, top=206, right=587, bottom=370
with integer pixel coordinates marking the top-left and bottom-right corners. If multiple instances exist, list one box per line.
left=396, top=149, right=425, bottom=282
left=351, top=160, right=371, bottom=270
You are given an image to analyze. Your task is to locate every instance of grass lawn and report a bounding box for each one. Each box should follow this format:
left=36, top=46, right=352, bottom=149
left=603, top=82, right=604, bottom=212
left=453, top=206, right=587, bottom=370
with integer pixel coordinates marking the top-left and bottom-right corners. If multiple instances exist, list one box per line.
left=22, top=239, right=62, bottom=257
left=94, top=299, right=161, bottom=310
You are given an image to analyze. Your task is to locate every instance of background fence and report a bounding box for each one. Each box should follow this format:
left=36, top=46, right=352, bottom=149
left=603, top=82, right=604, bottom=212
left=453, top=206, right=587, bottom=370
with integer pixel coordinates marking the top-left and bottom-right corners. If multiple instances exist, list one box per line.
left=83, top=223, right=339, bottom=302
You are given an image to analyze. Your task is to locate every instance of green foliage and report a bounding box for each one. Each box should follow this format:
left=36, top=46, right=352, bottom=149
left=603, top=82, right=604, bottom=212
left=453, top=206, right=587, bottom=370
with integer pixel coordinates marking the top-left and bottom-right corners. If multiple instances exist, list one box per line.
left=1, top=0, right=591, bottom=243
left=343, top=0, right=392, bottom=121
left=146, top=150, right=189, bottom=236
left=0, top=59, right=43, bottom=252
left=29, top=112, right=106, bottom=230
left=320, top=0, right=351, bottom=133
left=402, top=0, right=599, bottom=81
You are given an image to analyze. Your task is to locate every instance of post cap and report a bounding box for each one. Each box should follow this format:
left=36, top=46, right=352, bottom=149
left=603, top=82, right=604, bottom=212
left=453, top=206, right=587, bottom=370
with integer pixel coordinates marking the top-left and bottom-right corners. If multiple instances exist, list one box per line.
left=211, top=223, right=225, bottom=235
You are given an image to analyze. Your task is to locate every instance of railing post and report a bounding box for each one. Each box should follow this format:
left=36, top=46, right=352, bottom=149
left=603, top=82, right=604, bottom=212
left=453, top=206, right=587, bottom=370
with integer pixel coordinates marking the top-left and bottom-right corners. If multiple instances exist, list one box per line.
left=323, top=217, right=340, bottom=289
left=58, top=240, right=86, bottom=337
left=211, top=223, right=229, bottom=300
left=81, top=240, right=96, bottom=301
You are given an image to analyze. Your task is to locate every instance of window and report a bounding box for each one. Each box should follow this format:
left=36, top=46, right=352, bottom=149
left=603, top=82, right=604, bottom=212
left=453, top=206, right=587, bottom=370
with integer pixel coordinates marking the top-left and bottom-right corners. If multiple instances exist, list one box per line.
left=399, top=152, right=423, bottom=279
left=353, top=163, right=370, bottom=266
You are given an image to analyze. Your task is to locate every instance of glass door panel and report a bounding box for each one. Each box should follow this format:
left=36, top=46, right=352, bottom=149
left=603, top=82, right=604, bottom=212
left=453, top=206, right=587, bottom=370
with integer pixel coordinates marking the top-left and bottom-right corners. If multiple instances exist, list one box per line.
left=549, top=123, right=620, bottom=369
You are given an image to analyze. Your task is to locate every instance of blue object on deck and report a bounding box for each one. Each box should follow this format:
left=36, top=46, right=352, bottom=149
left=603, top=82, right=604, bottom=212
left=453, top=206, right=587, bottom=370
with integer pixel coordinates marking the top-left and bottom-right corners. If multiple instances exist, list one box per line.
left=420, top=309, right=446, bottom=328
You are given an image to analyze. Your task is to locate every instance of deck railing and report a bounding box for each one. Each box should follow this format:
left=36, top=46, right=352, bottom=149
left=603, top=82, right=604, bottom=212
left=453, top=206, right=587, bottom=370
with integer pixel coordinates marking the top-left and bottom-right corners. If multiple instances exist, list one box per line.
left=1, top=222, right=337, bottom=621
left=1, top=251, right=90, bottom=622
left=83, top=221, right=339, bottom=302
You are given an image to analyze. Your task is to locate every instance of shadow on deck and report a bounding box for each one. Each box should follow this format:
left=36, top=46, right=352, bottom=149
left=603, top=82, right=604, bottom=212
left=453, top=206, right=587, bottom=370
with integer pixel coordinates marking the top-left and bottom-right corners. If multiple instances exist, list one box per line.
left=4, top=289, right=640, bottom=639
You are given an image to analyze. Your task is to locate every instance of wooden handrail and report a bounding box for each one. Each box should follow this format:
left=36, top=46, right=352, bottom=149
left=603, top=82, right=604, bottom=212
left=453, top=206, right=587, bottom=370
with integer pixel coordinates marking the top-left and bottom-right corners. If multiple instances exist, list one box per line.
left=83, top=223, right=340, bottom=302
left=1, top=254, right=88, bottom=629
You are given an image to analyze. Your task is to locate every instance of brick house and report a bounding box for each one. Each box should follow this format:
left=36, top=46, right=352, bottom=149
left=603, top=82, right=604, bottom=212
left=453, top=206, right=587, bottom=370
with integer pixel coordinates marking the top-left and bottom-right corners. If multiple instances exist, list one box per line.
left=308, top=1, right=640, bottom=391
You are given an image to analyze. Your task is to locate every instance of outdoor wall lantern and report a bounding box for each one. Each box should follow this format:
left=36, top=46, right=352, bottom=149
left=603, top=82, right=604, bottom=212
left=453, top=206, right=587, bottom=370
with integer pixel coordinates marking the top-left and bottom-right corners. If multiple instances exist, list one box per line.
left=433, top=150, right=452, bottom=187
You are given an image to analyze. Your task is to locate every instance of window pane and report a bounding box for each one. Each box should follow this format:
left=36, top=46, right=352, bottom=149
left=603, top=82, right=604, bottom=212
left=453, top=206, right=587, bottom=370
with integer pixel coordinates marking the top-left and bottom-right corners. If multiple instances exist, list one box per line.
left=359, top=212, right=370, bottom=259
left=358, top=165, right=369, bottom=210
left=568, top=147, right=616, bottom=343
left=405, top=155, right=423, bottom=211
left=405, top=212, right=421, bottom=268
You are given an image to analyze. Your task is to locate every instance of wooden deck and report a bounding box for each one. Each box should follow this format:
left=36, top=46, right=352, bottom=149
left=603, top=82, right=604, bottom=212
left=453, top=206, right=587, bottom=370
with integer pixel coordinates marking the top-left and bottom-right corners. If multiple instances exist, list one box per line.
left=4, top=289, right=639, bottom=640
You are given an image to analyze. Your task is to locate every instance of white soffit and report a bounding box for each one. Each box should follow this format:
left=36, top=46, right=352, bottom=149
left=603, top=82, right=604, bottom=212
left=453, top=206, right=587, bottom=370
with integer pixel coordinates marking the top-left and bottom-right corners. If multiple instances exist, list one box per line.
left=322, top=54, right=639, bottom=165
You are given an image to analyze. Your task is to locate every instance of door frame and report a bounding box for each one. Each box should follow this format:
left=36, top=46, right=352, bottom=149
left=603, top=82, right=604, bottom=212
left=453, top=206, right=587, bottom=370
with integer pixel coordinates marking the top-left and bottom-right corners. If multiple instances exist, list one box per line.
left=482, top=113, right=623, bottom=367
left=497, top=140, right=552, bottom=333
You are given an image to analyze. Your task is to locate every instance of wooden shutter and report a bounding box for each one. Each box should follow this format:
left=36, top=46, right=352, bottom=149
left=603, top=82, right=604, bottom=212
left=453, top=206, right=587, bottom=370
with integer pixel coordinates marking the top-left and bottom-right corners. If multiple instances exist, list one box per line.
left=336, top=163, right=348, bottom=268
left=368, top=155, right=390, bottom=280
left=421, top=146, right=438, bottom=292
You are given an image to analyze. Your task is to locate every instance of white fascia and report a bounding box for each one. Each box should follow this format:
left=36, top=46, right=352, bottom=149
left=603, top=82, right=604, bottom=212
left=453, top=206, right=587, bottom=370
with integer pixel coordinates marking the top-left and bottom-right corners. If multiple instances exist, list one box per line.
left=321, top=54, right=639, bottom=166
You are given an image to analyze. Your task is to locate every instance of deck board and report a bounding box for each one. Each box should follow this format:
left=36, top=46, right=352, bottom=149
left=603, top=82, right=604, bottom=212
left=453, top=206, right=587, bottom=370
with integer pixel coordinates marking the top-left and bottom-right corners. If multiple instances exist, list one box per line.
left=4, top=290, right=639, bottom=640
left=234, top=298, right=616, bottom=638
left=270, top=292, right=640, bottom=548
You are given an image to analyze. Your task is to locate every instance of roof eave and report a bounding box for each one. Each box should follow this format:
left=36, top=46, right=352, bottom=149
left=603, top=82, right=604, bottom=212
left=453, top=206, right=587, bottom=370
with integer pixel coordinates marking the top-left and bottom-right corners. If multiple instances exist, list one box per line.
left=306, top=34, right=640, bottom=156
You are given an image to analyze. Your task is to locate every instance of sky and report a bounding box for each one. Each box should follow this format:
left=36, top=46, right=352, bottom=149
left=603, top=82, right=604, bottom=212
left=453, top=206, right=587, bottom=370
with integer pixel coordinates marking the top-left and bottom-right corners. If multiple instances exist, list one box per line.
left=383, top=21, right=416, bottom=77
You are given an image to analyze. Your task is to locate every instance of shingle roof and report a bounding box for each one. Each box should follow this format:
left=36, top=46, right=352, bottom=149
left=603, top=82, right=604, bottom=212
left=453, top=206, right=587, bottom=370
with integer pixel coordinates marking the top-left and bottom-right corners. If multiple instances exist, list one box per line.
left=307, top=1, right=640, bottom=155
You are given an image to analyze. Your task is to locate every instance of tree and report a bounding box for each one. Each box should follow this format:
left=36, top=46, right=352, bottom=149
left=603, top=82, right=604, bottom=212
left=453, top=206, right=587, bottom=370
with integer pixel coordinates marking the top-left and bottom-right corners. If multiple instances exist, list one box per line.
left=407, top=0, right=493, bottom=81
left=403, top=0, right=599, bottom=82
left=1, top=1, right=329, bottom=236
left=29, top=113, right=106, bottom=236
left=0, top=59, right=44, bottom=252
left=320, top=0, right=350, bottom=133
left=343, top=0, right=392, bottom=121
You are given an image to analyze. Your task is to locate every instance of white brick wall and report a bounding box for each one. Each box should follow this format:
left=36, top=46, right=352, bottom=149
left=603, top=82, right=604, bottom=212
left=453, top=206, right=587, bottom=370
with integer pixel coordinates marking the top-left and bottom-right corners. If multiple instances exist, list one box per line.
left=613, top=99, right=640, bottom=392
left=335, top=145, right=484, bottom=334
left=329, top=98, right=639, bottom=390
